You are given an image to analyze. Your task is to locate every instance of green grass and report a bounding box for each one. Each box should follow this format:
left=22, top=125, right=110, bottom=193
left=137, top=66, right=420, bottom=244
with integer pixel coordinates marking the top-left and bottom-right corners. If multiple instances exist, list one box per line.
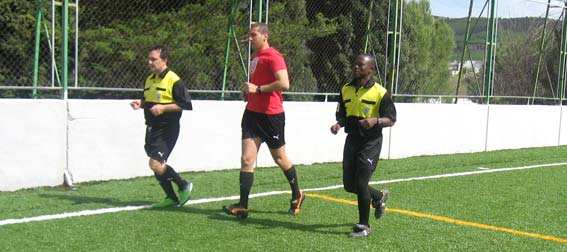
left=1, top=146, right=566, bottom=251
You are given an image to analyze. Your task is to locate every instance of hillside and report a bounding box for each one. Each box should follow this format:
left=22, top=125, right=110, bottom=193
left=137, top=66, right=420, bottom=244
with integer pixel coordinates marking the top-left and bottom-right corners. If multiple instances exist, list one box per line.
left=441, top=17, right=550, bottom=60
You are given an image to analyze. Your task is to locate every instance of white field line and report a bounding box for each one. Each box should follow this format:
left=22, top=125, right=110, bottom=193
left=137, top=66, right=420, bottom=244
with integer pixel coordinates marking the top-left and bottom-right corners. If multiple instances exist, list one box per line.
left=1, top=162, right=565, bottom=226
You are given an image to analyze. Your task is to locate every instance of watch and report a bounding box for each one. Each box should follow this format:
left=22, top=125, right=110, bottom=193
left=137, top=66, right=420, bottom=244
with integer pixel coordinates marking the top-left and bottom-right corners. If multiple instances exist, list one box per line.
left=256, top=86, right=262, bottom=94
left=378, top=118, right=382, bottom=126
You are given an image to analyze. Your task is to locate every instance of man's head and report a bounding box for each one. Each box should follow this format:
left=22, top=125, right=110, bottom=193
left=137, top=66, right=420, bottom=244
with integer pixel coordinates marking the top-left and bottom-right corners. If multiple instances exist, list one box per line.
left=353, top=54, right=375, bottom=80
left=249, top=23, right=270, bottom=51
left=148, top=45, right=170, bottom=75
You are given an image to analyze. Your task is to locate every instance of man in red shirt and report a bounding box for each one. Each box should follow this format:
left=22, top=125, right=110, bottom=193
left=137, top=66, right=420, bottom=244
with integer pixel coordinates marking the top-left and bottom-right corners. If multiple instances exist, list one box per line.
left=222, top=23, right=305, bottom=219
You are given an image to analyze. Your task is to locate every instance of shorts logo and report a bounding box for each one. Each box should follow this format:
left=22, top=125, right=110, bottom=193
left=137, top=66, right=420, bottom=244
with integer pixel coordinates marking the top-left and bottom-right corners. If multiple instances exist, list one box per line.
left=272, top=134, right=280, bottom=140
left=158, top=152, right=164, bottom=158
left=367, top=158, right=374, bottom=165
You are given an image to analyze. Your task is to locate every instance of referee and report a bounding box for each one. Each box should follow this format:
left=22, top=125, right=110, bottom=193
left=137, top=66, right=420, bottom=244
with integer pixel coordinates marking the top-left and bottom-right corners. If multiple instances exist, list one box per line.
left=330, top=54, right=397, bottom=237
left=130, top=45, right=193, bottom=208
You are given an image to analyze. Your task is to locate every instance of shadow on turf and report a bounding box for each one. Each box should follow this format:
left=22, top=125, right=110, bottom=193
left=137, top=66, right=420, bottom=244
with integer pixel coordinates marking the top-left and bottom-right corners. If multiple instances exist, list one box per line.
left=160, top=206, right=349, bottom=235
left=38, top=194, right=153, bottom=206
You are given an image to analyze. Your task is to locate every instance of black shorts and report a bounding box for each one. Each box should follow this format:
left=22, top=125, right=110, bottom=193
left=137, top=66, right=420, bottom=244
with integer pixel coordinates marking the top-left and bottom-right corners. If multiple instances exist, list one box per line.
left=342, top=134, right=383, bottom=193
left=241, top=110, right=286, bottom=149
left=342, top=134, right=383, bottom=176
left=144, top=122, right=180, bottom=162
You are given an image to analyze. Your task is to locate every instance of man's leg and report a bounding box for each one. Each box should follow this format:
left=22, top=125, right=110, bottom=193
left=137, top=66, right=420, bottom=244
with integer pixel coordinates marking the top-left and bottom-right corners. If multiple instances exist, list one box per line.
left=342, top=135, right=358, bottom=194
left=270, top=146, right=305, bottom=215
left=353, top=136, right=382, bottom=228
left=270, top=145, right=300, bottom=198
left=150, top=158, right=179, bottom=207
left=223, top=137, right=261, bottom=218
left=354, top=168, right=373, bottom=227
left=239, top=137, right=261, bottom=208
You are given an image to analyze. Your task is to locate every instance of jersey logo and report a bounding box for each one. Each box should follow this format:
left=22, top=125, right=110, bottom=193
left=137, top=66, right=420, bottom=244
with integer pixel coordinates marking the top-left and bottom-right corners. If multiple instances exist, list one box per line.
left=363, top=106, right=370, bottom=115
left=249, top=57, right=259, bottom=75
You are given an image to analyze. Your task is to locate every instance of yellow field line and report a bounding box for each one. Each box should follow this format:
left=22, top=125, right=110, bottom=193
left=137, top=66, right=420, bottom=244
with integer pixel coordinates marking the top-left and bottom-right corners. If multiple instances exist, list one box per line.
left=307, top=193, right=567, bottom=244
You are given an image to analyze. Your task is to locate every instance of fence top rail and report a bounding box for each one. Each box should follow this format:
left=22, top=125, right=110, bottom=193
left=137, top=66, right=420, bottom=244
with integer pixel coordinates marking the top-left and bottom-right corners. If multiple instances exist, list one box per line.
left=1, top=86, right=564, bottom=103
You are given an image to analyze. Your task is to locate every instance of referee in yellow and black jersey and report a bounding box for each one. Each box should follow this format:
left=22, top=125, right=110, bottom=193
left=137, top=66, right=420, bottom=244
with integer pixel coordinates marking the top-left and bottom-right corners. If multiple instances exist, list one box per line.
left=130, top=45, right=193, bottom=208
left=330, top=54, right=396, bottom=238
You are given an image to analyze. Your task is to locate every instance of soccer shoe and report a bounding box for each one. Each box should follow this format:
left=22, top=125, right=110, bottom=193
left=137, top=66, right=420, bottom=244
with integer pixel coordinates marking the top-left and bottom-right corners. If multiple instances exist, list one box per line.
left=222, top=204, right=249, bottom=219
left=288, top=191, right=306, bottom=216
left=349, top=224, right=372, bottom=238
left=372, top=189, right=389, bottom=219
left=152, top=197, right=179, bottom=208
left=178, top=181, right=193, bottom=206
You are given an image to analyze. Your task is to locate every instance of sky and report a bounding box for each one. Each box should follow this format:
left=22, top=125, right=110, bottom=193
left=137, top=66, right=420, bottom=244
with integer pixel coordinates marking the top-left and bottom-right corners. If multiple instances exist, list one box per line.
left=429, top=0, right=565, bottom=18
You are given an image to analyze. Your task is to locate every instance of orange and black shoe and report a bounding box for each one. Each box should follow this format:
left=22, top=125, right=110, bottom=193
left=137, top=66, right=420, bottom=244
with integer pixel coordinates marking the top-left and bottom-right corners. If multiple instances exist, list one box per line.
left=288, top=191, right=306, bottom=216
left=222, top=203, right=249, bottom=219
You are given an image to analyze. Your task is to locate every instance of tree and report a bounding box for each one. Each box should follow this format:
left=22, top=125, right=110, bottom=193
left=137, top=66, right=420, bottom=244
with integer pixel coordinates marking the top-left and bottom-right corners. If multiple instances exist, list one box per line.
left=491, top=22, right=560, bottom=104
left=396, top=0, right=455, bottom=98
left=0, top=0, right=37, bottom=86
left=305, top=0, right=388, bottom=96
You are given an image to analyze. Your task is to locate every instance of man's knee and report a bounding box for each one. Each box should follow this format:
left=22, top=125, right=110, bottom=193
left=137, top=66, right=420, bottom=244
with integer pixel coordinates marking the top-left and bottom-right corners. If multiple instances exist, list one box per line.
left=343, top=183, right=357, bottom=193
left=241, top=154, right=255, bottom=167
left=149, top=159, right=166, bottom=174
left=270, top=146, right=292, bottom=169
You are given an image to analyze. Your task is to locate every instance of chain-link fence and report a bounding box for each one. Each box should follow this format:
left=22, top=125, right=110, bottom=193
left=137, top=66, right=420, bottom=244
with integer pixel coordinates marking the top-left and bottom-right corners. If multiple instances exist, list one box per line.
left=2, top=0, right=567, bottom=104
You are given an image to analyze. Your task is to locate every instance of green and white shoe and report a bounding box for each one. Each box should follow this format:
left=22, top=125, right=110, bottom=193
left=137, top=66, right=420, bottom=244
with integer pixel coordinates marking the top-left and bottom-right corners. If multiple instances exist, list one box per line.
left=152, top=197, right=179, bottom=208
left=178, top=181, right=193, bottom=206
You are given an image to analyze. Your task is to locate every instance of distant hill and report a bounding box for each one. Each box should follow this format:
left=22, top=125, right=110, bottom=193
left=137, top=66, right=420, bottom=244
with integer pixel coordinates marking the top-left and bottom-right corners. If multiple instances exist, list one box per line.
left=440, top=17, right=550, bottom=60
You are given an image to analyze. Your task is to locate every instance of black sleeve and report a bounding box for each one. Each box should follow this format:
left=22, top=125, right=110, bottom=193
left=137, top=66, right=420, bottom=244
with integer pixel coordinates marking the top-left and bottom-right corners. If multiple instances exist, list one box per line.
left=379, top=92, right=396, bottom=122
left=335, top=91, right=347, bottom=126
left=172, top=80, right=193, bottom=110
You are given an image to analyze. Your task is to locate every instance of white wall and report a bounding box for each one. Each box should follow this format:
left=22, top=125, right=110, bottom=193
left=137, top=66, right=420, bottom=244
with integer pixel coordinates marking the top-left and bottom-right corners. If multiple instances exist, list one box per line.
left=486, top=105, right=561, bottom=150
left=389, top=103, right=488, bottom=158
left=1, top=99, right=565, bottom=191
left=0, top=100, right=66, bottom=191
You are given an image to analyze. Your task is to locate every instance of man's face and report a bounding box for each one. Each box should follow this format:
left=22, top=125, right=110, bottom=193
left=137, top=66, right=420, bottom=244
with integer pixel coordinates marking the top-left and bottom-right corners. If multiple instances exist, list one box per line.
left=248, top=26, right=267, bottom=51
left=148, top=50, right=167, bottom=75
left=353, top=56, right=373, bottom=79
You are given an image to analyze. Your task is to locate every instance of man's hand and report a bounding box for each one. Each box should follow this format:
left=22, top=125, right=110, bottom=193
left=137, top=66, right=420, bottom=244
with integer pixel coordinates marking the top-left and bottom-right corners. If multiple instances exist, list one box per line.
left=242, top=82, right=259, bottom=95
left=330, top=123, right=342, bottom=135
left=130, top=100, right=142, bottom=110
left=150, top=104, right=165, bottom=116
left=241, top=90, right=248, bottom=102
left=358, top=117, right=378, bottom=130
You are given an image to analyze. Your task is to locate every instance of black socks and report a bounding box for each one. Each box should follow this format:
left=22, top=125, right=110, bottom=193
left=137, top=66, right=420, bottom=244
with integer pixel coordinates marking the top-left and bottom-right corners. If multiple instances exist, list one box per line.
left=283, top=166, right=300, bottom=199
left=238, top=172, right=254, bottom=208
left=155, top=173, right=178, bottom=202
left=155, top=165, right=187, bottom=201
left=164, top=165, right=187, bottom=190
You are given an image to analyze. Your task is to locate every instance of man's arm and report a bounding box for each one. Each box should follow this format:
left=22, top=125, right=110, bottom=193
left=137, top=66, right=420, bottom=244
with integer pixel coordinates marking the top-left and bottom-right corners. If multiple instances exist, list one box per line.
left=378, top=92, right=396, bottom=127
left=331, top=91, right=346, bottom=134
left=149, top=80, right=192, bottom=116
left=242, top=69, right=289, bottom=94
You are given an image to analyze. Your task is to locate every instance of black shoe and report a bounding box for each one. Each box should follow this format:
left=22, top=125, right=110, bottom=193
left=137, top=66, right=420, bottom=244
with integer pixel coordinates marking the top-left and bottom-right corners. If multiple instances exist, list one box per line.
left=222, top=203, right=249, bottom=219
left=372, top=189, right=389, bottom=219
left=288, top=191, right=306, bottom=216
left=349, top=224, right=371, bottom=238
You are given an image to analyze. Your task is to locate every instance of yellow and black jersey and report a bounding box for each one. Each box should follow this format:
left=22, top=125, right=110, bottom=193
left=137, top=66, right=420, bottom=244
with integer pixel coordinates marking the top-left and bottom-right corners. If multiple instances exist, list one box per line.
left=142, top=69, right=192, bottom=126
left=336, top=79, right=396, bottom=138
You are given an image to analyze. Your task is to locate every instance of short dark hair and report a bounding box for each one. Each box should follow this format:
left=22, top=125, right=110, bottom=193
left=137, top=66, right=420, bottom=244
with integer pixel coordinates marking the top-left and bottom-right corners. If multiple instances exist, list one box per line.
left=358, top=54, right=375, bottom=69
left=150, top=45, right=171, bottom=64
left=251, top=22, right=270, bottom=35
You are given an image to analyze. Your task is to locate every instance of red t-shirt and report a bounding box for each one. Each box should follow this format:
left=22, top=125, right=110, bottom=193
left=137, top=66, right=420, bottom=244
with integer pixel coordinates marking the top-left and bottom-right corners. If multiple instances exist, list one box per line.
left=246, top=47, right=287, bottom=114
